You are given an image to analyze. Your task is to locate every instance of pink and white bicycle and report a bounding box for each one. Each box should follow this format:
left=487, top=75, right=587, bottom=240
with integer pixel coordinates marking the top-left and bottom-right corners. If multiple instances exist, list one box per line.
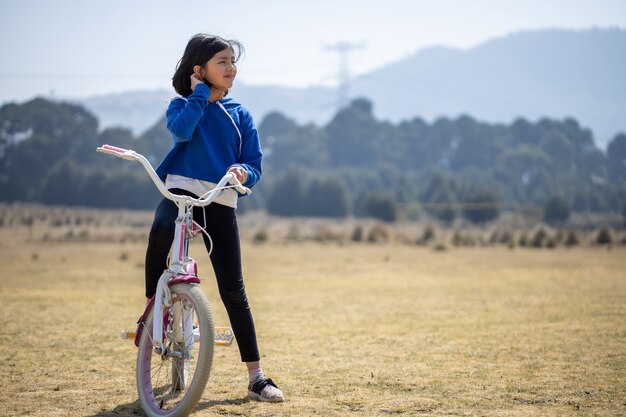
left=97, top=144, right=250, bottom=417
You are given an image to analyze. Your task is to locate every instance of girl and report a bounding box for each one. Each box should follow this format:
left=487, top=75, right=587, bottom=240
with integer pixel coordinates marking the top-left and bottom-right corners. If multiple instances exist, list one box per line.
left=145, top=33, right=284, bottom=402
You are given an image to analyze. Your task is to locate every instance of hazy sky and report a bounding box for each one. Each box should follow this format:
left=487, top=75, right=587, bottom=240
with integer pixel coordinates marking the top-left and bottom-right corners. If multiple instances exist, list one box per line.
left=1, top=0, right=625, bottom=103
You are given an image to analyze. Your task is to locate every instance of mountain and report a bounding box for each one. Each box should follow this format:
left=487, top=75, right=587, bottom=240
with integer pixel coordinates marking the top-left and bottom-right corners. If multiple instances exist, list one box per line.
left=79, top=89, right=173, bottom=136
left=76, top=83, right=337, bottom=137
left=72, top=28, right=625, bottom=148
left=351, top=28, right=626, bottom=147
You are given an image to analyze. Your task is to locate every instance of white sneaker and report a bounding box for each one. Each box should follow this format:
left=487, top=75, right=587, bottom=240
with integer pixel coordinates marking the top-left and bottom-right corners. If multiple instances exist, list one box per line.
left=248, top=377, right=284, bottom=402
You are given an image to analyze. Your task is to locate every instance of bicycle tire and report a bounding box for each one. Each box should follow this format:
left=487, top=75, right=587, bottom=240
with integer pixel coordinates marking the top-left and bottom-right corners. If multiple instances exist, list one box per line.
left=136, top=284, right=215, bottom=417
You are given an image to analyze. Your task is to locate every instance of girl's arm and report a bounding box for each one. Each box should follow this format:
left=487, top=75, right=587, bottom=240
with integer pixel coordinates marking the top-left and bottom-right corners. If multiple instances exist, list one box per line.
left=230, top=109, right=262, bottom=188
left=166, top=84, right=210, bottom=142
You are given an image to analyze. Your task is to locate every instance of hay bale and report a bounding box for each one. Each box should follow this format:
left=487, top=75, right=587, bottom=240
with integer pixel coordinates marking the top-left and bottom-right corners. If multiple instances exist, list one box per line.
left=451, top=230, right=476, bottom=247
left=554, top=229, right=565, bottom=244
left=498, top=229, right=514, bottom=246
left=485, top=228, right=513, bottom=246
left=530, top=225, right=550, bottom=248
left=417, top=225, right=436, bottom=245
left=452, top=230, right=465, bottom=247
left=432, top=242, right=447, bottom=251
left=313, top=224, right=339, bottom=242
left=20, top=216, right=34, bottom=227
left=488, top=229, right=500, bottom=245
left=518, top=231, right=529, bottom=247
left=351, top=225, right=364, bottom=242
left=593, top=227, right=613, bottom=245
left=253, top=228, right=269, bottom=244
left=368, top=223, right=390, bottom=244
left=563, top=230, right=580, bottom=247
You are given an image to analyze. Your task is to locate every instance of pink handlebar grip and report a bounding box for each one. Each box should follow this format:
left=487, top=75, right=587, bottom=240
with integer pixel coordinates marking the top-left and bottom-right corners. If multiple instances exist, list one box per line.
left=101, top=144, right=129, bottom=154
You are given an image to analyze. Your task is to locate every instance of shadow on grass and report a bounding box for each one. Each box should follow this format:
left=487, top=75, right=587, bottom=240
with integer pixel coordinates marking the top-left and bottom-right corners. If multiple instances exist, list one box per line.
left=83, top=399, right=143, bottom=417
left=84, top=396, right=250, bottom=417
left=196, top=396, right=250, bottom=410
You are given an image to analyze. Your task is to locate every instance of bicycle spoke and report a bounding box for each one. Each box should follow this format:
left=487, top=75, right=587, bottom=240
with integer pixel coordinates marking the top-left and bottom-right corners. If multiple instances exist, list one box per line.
left=140, top=321, right=152, bottom=345
left=149, top=360, right=165, bottom=375
left=153, top=362, right=168, bottom=399
left=137, top=287, right=214, bottom=415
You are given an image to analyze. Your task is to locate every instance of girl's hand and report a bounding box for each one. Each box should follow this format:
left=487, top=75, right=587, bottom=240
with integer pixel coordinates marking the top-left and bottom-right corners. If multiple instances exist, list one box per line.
left=228, top=166, right=248, bottom=185
left=190, top=73, right=205, bottom=91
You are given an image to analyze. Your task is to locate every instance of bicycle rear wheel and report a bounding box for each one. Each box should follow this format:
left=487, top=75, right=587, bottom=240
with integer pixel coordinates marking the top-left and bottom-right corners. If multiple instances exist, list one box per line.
left=136, top=284, right=214, bottom=417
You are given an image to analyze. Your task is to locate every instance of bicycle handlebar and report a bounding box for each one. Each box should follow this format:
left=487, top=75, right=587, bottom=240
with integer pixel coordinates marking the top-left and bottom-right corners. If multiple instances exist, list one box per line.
left=96, top=144, right=251, bottom=206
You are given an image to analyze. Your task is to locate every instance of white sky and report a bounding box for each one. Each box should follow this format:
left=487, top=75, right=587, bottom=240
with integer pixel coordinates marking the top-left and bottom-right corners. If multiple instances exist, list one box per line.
left=1, top=0, right=625, bottom=103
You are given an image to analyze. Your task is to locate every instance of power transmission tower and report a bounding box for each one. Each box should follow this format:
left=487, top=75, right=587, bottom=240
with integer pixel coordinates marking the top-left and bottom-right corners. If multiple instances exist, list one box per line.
left=324, top=41, right=365, bottom=110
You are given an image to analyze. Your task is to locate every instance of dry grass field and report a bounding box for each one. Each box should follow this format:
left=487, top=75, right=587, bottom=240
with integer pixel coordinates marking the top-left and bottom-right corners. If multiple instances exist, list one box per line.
left=0, top=211, right=625, bottom=416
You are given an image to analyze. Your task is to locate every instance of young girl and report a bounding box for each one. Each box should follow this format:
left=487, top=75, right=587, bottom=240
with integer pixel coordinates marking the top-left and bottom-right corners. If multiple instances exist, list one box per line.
left=145, top=33, right=284, bottom=402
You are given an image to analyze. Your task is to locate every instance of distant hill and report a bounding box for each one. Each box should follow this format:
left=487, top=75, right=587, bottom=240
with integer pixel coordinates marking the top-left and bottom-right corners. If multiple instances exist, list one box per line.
left=76, top=83, right=337, bottom=137
left=71, top=28, right=625, bottom=148
left=79, top=89, right=173, bottom=137
left=351, top=28, right=626, bottom=147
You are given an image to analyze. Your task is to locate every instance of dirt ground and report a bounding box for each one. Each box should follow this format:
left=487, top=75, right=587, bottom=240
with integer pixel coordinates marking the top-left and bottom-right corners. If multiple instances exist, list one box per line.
left=0, top=226, right=624, bottom=416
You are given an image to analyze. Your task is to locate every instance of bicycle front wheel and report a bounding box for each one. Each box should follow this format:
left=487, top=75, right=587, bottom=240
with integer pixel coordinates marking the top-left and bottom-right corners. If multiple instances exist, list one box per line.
left=136, top=284, right=215, bottom=417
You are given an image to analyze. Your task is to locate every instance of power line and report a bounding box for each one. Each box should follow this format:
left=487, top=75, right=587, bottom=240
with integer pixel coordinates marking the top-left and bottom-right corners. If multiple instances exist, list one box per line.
left=323, top=41, right=365, bottom=109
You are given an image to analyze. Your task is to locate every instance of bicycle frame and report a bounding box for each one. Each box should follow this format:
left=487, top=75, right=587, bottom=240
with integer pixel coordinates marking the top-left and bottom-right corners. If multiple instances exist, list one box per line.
left=96, top=144, right=250, bottom=353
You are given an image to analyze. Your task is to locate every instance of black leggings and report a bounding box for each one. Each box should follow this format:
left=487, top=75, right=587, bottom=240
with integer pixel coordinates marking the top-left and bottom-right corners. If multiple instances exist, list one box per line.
left=145, top=189, right=260, bottom=362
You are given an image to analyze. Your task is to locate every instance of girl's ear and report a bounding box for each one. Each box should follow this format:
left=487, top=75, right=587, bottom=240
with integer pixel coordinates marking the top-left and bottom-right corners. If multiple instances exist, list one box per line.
left=193, top=65, right=202, bottom=76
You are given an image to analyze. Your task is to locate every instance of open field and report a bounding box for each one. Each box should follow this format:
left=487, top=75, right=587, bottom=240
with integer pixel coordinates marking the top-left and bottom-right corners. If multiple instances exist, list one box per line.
left=0, top=223, right=625, bottom=416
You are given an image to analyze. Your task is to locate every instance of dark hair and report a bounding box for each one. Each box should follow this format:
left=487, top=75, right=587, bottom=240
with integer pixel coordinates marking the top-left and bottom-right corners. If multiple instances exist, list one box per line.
left=172, top=33, right=244, bottom=96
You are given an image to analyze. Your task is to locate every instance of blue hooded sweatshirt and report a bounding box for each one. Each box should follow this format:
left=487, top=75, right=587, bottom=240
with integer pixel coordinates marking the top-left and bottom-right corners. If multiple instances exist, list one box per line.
left=156, top=83, right=262, bottom=189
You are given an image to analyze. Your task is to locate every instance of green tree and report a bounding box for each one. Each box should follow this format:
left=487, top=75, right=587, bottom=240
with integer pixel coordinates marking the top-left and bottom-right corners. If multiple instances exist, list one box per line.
left=543, top=195, right=570, bottom=224
left=511, top=117, right=540, bottom=145
left=607, top=133, right=626, bottom=181
left=363, top=194, right=396, bottom=223
left=450, top=115, right=502, bottom=171
left=461, top=187, right=501, bottom=224
left=266, top=168, right=307, bottom=216
left=494, top=145, right=552, bottom=202
left=40, top=157, right=84, bottom=205
left=2, top=95, right=623, bottom=216
left=134, top=116, right=173, bottom=166
left=540, top=130, right=575, bottom=172
left=421, top=173, right=458, bottom=223
left=260, top=112, right=328, bottom=172
left=79, top=168, right=159, bottom=209
left=0, top=98, right=99, bottom=201
left=325, top=98, right=382, bottom=168
left=302, top=176, right=349, bottom=218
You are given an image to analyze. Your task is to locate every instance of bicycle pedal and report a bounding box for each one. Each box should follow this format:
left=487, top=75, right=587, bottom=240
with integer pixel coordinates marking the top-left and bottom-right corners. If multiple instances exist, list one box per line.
left=214, top=326, right=235, bottom=347
left=120, top=330, right=136, bottom=340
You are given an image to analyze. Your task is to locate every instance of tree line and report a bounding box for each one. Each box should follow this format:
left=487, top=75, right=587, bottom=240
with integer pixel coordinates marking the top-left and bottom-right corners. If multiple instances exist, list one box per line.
left=1, top=97, right=625, bottom=224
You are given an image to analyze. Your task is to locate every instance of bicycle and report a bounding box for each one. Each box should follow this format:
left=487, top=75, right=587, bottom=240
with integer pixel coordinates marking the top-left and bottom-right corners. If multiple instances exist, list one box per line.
left=97, top=144, right=251, bottom=417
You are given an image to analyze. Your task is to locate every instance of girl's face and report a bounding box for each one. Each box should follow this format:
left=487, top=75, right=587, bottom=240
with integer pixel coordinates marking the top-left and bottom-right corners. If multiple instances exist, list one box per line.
left=199, top=48, right=237, bottom=91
